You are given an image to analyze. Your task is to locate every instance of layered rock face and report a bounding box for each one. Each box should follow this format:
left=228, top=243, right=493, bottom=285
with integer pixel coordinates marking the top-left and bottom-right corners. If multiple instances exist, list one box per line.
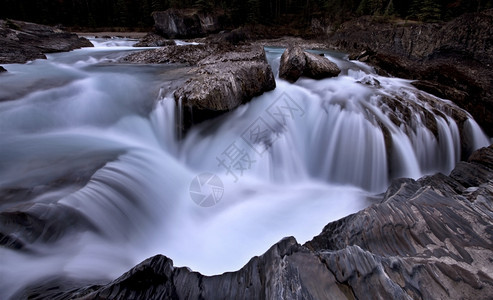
left=174, top=45, right=276, bottom=134
left=0, top=19, right=92, bottom=64
left=124, top=43, right=275, bottom=136
left=23, top=144, right=493, bottom=299
left=279, top=45, right=341, bottom=82
left=328, top=10, right=493, bottom=136
left=152, top=9, right=225, bottom=39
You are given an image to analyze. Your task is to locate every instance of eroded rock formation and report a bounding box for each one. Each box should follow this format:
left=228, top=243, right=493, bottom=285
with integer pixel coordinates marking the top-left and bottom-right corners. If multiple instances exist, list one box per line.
left=328, top=9, right=493, bottom=136
left=0, top=19, right=92, bottom=64
left=174, top=45, right=276, bottom=135
left=152, top=9, right=225, bottom=39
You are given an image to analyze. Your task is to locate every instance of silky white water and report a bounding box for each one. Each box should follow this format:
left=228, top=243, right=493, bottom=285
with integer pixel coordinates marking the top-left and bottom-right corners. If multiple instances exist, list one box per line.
left=0, top=40, right=489, bottom=298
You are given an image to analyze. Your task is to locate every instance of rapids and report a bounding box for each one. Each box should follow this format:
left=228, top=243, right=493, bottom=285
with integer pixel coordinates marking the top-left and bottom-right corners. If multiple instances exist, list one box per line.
left=0, top=38, right=489, bottom=298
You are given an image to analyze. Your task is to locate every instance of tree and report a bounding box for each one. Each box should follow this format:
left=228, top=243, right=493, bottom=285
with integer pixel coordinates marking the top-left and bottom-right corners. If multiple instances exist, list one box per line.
left=410, top=0, right=441, bottom=22
left=194, top=0, right=213, bottom=12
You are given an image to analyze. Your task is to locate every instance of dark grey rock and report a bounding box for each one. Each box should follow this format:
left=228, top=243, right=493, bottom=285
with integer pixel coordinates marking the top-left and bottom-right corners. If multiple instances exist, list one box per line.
left=279, top=45, right=341, bottom=82
left=122, top=43, right=275, bottom=135
left=328, top=10, right=493, bottom=135
left=279, top=45, right=306, bottom=82
left=133, top=32, right=175, bottom=47
left=0, top=19, right=93, bottom=64
left=303, top=51, right=340, bottom=79
left=174, top=45, right=276, bottom=134
left=0, top=66, right=6, bottom=72
left=152, top=8, right=224, bottom=39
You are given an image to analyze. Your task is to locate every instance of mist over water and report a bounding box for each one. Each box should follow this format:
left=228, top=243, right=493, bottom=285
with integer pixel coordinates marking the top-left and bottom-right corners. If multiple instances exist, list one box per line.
left=0, top=40, right=489, bottom=298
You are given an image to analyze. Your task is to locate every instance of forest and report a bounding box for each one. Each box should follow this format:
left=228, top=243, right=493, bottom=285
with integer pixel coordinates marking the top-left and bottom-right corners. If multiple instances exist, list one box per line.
left=0, top=0, right=492, bottom=29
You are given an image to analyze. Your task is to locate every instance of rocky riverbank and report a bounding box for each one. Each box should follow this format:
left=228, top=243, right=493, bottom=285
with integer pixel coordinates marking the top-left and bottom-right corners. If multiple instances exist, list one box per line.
left=0, top=19, right=92, bottom=65
left=325, top=9, right=493, bottom=136
left=17, top=144, right=493, bottom=299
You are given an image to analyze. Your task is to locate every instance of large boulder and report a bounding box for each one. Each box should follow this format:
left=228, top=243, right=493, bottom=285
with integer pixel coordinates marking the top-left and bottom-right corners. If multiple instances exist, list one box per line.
left=23, top=144, right=493, bottom=299
left=279, top=45, right=341, bottom=82
left=304, top=51, right=341, bottom=79
left=122, top=43, right=275, bottom=135
left=0, top=19, right=92, bottom=64
left=278, top=44, right=306, bottom=82
left=152, top=8, right=225, bottom=39
left=174, top=45, right=276, bottom=135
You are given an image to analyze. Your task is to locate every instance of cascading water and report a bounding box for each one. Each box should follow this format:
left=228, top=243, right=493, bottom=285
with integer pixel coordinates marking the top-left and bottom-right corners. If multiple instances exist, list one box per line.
left=0, top=40, right=489, bottom=299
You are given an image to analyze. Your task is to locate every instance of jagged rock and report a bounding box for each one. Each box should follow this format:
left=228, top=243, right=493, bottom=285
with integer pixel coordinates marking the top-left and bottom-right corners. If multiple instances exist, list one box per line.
left=305, top=144, right=493, bottom=299
left=304, top=51, right=340, bottom=79
left=133, top=32, right=175, bottom=47
left=0, top=19, right=92, bottom=64
left=279, top=45, right=340, bottom=82
left=329, top=10, right=493, bottom=135
left=25, top=144, right=493, bottom=299
left=152, top=8, right=225, bottom=39
left=174, top=45, right=276, bottom=134
left=279, top=45, right=306, bottom=82
left=0, top=66, right=6, bottom=72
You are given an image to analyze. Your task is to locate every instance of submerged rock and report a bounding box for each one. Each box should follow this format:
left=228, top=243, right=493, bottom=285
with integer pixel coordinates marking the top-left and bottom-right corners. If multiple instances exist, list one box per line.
left=24, top=143, right=493, bottom=299
left=279, top=45, right=340, bottom=82
left=0, top=19, right=92, bottom=64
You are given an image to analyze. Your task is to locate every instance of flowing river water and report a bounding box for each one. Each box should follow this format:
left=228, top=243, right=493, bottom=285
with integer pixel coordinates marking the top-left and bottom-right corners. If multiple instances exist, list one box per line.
left=0, top=38, right=490, bottom=298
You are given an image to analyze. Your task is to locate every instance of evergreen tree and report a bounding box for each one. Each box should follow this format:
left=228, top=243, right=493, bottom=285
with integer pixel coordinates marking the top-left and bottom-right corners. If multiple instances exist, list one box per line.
left=247, top=0, right=261, bottom=24
left=116, top=0, right=129, bottom=26
left=194, top=0, right=213, bottom=12
left=410, top=0, right=441, bottom=22
left=384, top=0, right=395, bottom=17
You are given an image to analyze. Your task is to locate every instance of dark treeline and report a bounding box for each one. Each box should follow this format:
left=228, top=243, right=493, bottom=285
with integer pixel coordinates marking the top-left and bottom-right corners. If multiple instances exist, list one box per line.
left=0, top=0, right=491, bottom=29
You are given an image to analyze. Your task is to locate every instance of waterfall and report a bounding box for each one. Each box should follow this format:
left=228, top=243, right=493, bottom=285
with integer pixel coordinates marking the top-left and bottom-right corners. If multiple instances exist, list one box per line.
left=0, top=40, right=489, bottom=299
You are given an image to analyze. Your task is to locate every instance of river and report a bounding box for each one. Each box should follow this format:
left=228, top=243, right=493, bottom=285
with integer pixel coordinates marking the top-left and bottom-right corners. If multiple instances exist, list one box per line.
left=0, top=38, right=489, bottom=298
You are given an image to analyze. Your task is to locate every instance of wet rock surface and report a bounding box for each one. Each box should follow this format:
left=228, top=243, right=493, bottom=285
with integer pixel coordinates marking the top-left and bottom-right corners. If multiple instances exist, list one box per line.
left=279, top=45, right=306, bottom=82
left=0, top=19, right=92, bottom=64
left=24, top=144, right=493, bottom=299
left=279, top=45, right=340, bottom=82
left=174, top=45, right=276, bottom=134
left=123, top=43, right=275, bottom=135
left=329, top=10, right=493, bottom=135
